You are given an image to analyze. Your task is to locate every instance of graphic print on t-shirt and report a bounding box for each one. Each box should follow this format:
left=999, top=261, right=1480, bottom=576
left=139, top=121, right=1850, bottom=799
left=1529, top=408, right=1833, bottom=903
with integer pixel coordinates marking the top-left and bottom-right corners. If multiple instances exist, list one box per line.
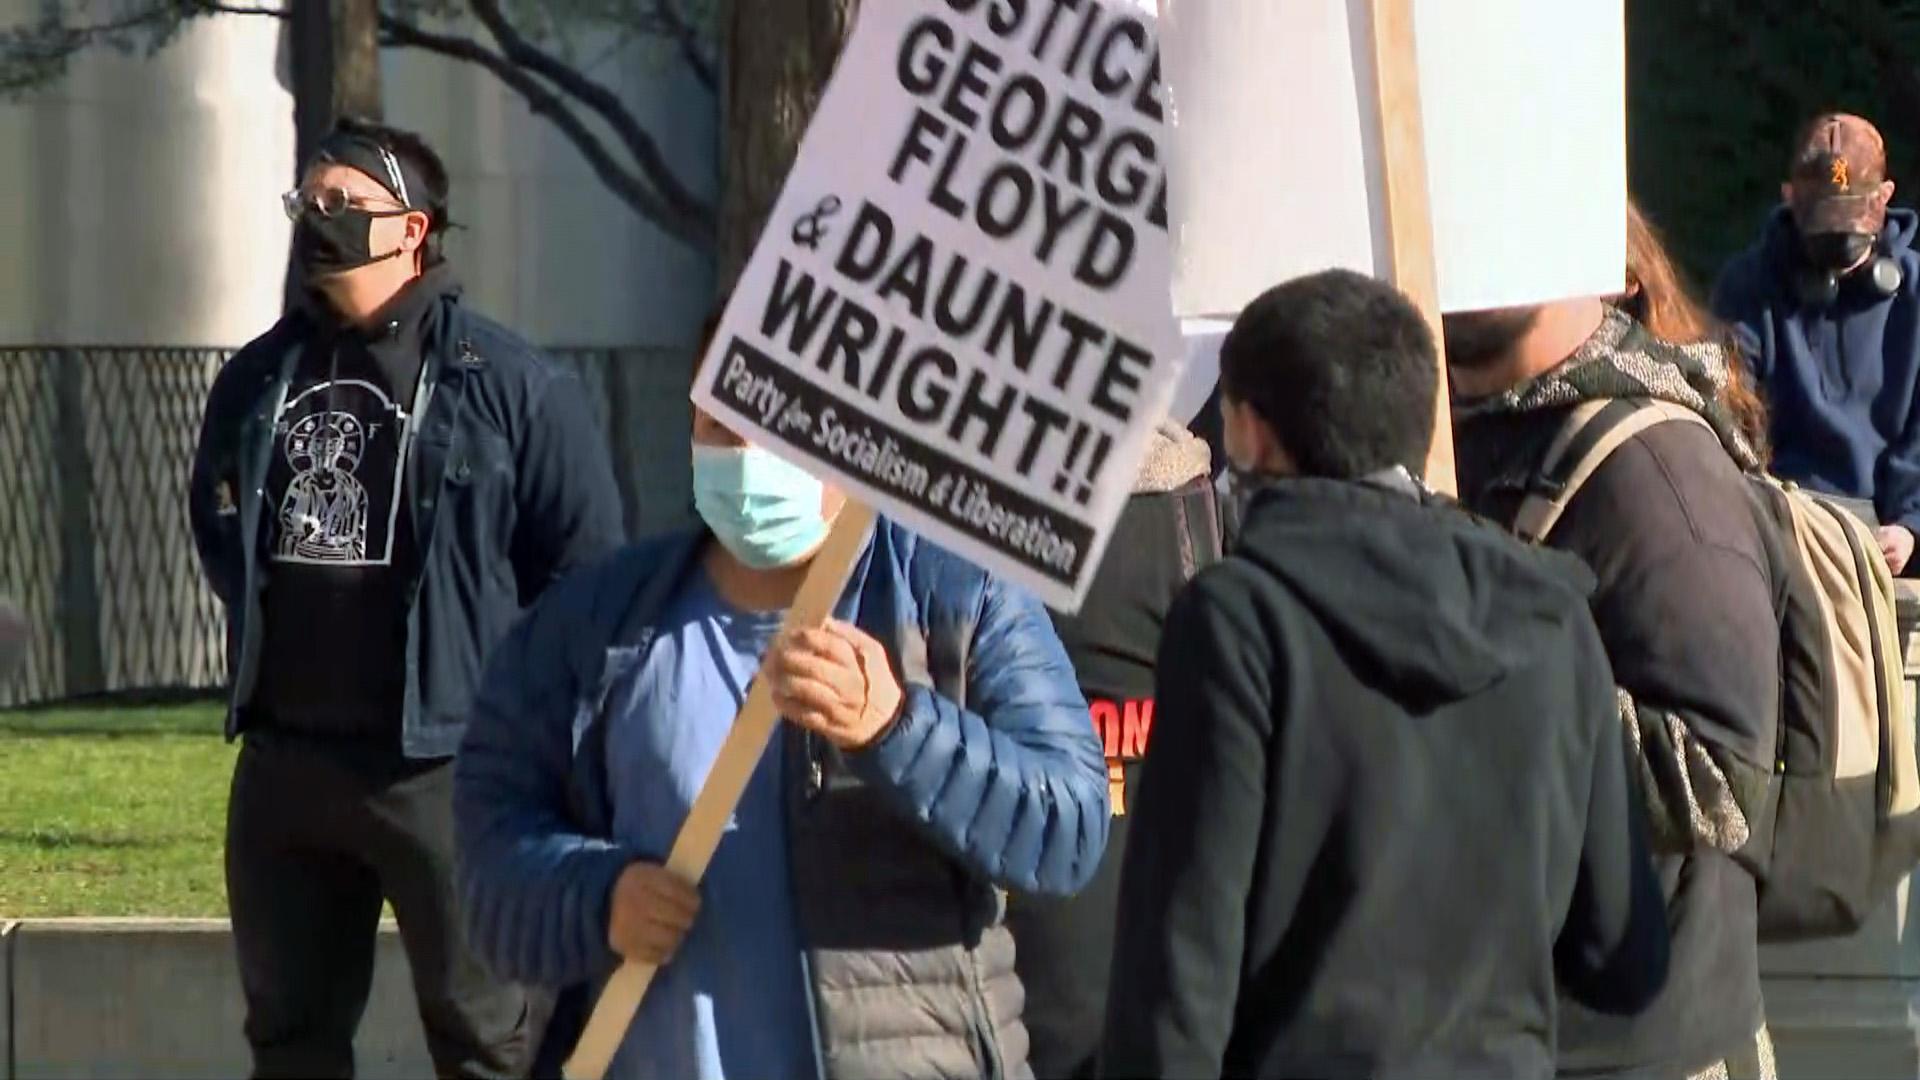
left=268, top=379, right=410, bottom=566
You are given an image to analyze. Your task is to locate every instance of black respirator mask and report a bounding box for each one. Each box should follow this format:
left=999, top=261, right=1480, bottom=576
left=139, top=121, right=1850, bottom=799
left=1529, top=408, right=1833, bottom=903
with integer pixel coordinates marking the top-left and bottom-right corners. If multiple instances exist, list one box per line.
left=1795, top=230, right=1904, bottom=308
left=1804, top=231, right=1877, bottom=272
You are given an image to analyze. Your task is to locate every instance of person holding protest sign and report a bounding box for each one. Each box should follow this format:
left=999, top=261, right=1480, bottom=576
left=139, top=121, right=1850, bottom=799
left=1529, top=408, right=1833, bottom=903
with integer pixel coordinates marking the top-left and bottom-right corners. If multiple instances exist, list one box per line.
left=1450, top=208, right=1780, bottom=1079
left=188, top=117, right=624, bottom=1078
left=1101, top=270, right=1667, bottom=1079
left=1005, top=420, right=1221, bottom=1080
left=454, top=311, right=1110, bottom=1080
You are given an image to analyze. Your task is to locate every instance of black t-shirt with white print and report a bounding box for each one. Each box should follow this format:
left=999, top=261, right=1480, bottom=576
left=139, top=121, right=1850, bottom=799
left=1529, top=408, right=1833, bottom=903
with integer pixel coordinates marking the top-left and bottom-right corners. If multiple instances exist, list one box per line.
left=253, top=271, right=448, bottom=744
left=268, top=367, right=410, bottom=567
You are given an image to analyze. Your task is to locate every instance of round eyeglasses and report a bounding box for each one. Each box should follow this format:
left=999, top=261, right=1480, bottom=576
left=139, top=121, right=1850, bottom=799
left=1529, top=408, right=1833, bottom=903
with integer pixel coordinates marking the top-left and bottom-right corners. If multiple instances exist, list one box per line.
left=282, top=186, right=410, bottom=222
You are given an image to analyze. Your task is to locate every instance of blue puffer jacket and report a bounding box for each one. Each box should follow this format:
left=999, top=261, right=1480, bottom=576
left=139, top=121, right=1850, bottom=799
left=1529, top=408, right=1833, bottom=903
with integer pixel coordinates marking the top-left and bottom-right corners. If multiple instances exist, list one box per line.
left=455, top=520, right=1108, bottom=1079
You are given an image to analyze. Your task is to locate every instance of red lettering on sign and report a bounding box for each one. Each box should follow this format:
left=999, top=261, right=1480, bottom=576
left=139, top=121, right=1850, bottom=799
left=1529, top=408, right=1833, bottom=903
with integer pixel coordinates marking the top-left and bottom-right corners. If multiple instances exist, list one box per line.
left=1088, top=699, right=1153, bottom=817
left=1120, top=698, right=1154, bottom=758
left=1089, top=697, right=1155, bottom=772
left=1090, top=699, right=1122, bottom=757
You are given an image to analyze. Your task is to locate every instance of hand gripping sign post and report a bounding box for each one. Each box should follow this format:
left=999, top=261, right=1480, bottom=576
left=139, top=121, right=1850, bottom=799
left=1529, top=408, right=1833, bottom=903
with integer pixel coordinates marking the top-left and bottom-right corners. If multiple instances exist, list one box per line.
left=562, top=2, right=1183, bottom=1076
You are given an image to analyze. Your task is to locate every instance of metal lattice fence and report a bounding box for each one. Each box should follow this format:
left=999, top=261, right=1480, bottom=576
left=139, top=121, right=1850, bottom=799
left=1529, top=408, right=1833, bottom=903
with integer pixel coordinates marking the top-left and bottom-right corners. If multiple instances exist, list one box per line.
left=0, top=344, right=693, bottom=708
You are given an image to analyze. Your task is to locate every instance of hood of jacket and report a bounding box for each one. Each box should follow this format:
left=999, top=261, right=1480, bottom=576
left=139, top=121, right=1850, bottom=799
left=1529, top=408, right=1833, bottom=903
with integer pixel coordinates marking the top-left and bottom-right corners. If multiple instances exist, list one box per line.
left=1455, top=306, right=1761, bottom=471
left=296, top=261, right=462, bottom=336
left=1233, top=478, right=1598, bottom=706
left=295, top=262, right=463, bottom=394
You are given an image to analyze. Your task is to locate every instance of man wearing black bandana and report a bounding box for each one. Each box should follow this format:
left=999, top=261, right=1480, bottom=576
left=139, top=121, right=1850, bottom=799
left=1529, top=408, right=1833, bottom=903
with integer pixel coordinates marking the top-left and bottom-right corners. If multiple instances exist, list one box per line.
left=188, top=117, right=624, bottom=1078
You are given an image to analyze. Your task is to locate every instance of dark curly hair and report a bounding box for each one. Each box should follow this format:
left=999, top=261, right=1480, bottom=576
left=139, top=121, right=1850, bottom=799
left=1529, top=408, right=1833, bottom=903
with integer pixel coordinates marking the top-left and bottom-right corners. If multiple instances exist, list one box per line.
left=1220, top=269, right=1438, bottom=480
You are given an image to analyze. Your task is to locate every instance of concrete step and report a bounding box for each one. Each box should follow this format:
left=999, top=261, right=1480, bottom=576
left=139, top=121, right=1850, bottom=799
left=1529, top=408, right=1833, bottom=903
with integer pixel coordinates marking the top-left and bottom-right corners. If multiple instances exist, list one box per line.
left=1763, top=975, right=1920, bottom=1080
left=3, top=918, right=433, bottom=1079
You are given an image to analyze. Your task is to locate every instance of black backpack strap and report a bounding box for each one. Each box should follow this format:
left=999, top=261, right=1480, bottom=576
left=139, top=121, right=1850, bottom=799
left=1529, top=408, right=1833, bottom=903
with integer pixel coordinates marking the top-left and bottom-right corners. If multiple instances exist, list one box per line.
left=1515, top=398, right=1715, bottom=543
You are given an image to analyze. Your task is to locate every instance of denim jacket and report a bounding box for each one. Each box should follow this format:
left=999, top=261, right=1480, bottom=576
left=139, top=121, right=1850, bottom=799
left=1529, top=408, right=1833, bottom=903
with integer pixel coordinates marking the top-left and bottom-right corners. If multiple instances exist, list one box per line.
left=187, top=296, right=625, bottom=758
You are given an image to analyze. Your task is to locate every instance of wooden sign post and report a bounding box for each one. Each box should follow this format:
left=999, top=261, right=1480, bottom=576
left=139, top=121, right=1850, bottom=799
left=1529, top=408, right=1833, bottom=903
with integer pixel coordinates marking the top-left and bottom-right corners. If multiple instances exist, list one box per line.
left=1368, top=0, right=1456, bottom=495
left=564, top=502, right=878, bottom=1080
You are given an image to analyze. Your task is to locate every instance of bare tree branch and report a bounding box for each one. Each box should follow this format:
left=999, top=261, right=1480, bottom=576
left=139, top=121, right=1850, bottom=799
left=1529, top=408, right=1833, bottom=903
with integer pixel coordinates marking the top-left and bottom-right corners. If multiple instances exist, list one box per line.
left=189, top=3, right=289, bottom=15
left=465, top=0, right=713, bottom=229
left=578, top=26, right=639, bottom=78
left=0, top=5, right=176, bottom=94
left=33, top=5, right=174, bottom=38
left=651, top=0, right=716, bottom=92
left=0, top=0, right=273, bottom=80
left=378, top=14, right=708, bottom=249
left=0, top=0, right=717, bottom=250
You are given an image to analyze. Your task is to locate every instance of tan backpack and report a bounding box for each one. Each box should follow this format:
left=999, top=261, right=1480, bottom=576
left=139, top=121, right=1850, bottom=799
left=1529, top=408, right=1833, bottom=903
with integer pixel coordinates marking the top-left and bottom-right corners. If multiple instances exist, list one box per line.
left=1518, top=397, right=1920, bottom=940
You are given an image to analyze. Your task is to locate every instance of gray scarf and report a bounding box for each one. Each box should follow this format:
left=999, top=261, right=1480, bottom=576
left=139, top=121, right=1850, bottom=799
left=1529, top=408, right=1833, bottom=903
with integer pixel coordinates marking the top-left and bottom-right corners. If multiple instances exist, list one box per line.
left=1455, top=307, right=1761, bottom=471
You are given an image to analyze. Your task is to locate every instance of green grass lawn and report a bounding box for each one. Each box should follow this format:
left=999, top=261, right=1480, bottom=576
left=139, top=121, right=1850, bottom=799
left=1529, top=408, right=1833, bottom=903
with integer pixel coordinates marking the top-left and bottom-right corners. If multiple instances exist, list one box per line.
left=0, top=701, right=234, bottom=918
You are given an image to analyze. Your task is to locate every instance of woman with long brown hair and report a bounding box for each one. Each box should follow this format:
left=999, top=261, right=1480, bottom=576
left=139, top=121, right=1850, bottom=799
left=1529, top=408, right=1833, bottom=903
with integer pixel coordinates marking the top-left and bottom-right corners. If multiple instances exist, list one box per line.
left=1621, top=199, right=1772, bottom=465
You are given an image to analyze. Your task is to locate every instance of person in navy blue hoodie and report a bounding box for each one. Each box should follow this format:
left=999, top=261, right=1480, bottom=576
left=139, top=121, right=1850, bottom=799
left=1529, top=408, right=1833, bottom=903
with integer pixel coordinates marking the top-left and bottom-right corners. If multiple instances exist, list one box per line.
left=453, top=313, right=1109, bottom=1079
left=1713, top=112, right=1920, bottom=575
left=189, top=118, right=624, bottom=1078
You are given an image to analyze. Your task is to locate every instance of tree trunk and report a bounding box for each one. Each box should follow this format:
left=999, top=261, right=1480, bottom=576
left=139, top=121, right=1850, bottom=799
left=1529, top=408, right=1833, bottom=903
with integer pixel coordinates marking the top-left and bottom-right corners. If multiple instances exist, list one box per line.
left=285, top=0, right=385, bottom=308
left=289, top=0, right=334, bottom=178
left=716, top=0, right=859, bottom=293
left=288, top=0, right=386, bottom=178
left=332, top=0, right=384, bottom=121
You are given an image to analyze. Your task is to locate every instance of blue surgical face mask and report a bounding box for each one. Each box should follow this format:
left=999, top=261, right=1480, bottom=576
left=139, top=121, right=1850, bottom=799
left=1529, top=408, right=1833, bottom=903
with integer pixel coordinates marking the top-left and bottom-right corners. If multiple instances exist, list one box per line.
left=691, top=443, right=829, bottom=569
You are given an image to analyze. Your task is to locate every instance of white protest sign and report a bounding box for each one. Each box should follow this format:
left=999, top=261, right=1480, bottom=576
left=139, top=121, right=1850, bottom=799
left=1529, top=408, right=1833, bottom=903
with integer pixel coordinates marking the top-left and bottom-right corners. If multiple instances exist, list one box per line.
left=1170, top=317, right=1230, bottom=427
left=692, top=0, right=1183, bottom=613
left=1159, top=0, right=1626, bottom=318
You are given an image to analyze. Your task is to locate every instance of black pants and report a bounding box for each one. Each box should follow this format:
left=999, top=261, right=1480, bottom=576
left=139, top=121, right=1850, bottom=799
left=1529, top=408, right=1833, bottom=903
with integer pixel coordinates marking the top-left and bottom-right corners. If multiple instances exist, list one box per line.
left=226, top=731, right=535, bottom=1079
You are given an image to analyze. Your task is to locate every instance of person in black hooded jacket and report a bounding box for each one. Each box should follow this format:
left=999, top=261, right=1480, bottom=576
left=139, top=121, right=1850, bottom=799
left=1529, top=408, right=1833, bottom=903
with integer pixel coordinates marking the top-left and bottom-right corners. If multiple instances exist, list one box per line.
left=1448, top=267, right=1782, bottom=1075
left=1102, top=270, right=1669, bottom=1080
